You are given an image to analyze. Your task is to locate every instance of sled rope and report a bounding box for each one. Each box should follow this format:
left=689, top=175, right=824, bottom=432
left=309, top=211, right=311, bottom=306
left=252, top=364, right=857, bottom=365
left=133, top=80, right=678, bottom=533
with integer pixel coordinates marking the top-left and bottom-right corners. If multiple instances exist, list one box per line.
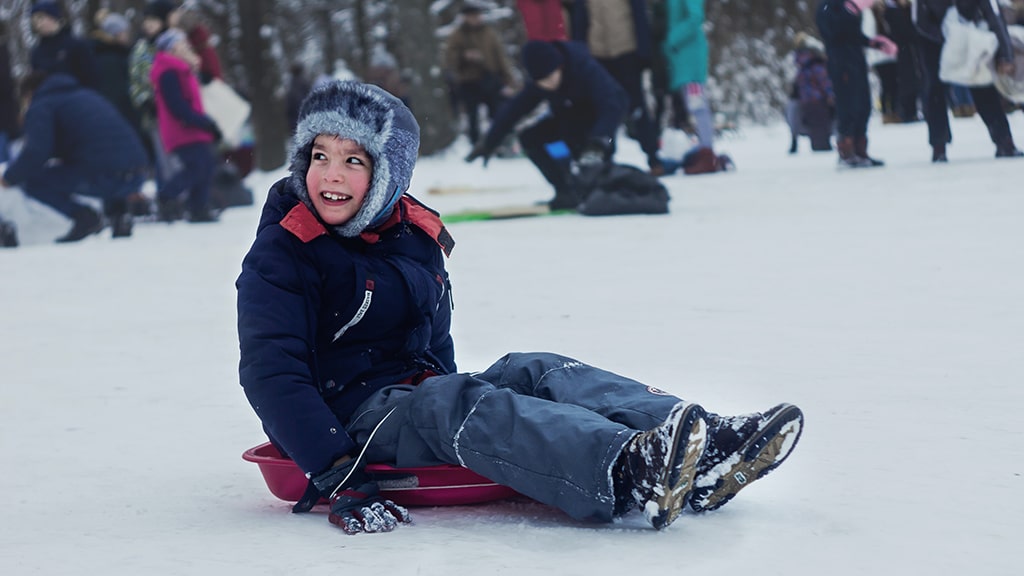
left=329, top=406, right=398, bottom=499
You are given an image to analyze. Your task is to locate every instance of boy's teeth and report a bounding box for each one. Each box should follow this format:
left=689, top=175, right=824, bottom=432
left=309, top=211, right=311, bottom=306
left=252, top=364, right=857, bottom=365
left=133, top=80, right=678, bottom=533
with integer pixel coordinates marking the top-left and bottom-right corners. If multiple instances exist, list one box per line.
left=323, top=192, right=347, bottom=201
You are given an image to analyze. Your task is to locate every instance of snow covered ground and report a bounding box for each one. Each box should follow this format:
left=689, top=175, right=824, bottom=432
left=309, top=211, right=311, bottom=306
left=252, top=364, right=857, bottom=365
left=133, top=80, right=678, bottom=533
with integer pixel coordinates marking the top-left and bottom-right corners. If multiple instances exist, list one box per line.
left=2, top=116, right=1022, bottom=575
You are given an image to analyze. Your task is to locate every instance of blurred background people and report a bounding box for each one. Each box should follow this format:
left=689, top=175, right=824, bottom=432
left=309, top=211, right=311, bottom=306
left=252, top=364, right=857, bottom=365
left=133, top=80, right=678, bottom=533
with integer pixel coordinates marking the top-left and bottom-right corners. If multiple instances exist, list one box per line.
left=572, top=0, right=662, bottom=174
left=1, top=72, right=148, bottom=242
left=29, top=1, right=96, bottom=89
left=444, top=2, right=517, bottom=146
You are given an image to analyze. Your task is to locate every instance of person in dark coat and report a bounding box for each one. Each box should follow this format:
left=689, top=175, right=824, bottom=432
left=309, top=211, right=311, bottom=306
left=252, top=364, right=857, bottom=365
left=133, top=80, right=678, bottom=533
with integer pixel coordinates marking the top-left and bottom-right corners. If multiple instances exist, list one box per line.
left=237, top=79, right=805, bottom=535
left=883, top=0, right=922, bottom=123
left=29, top=1, right=96, bottom=89
left=465, top=40, right=629, bottom=210
left=915, top=0, right=1021, bottom=162
left=443, top=3, right=517, bottom=146
left=572, top=0, right=663, bottom=174
left=91, top=12, right=143, bottom=141
left=0, top=73, right=148, bottom=242
left=816, top=0, right=897, bottom=167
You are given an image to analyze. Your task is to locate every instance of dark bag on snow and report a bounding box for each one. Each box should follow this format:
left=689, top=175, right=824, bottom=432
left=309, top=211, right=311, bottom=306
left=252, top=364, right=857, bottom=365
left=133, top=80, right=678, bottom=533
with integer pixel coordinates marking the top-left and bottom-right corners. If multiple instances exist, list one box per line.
left=576, top=163, right=670, bottom=216
left=210, top=162, right=254, bottom=209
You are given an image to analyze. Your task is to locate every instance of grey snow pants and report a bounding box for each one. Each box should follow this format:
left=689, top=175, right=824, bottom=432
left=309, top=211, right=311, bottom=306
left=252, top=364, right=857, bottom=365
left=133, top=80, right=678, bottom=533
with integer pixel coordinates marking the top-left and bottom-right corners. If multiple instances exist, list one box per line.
left=346, top=352, right=686, bottom=522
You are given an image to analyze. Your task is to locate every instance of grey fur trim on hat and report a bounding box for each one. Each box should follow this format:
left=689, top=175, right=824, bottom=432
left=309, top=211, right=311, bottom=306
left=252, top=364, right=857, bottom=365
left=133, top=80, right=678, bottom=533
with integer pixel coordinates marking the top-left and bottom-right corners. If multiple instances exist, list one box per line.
left=289, top=80, right=420, bottom=237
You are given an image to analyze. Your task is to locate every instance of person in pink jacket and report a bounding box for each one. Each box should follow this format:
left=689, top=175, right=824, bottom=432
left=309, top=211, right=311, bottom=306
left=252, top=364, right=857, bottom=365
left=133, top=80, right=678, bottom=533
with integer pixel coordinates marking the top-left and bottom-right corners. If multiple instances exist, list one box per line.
left=516, top=0, right=568, bottom=41
left=150, top=28, right=220, bottom=222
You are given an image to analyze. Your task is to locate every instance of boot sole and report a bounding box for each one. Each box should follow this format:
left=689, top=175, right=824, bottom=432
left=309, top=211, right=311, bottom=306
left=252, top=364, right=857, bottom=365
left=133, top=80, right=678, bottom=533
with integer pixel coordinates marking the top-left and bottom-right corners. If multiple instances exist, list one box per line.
left=647, top=404, right=707, bottom=530
left=689, top=404, right=803, bottom=513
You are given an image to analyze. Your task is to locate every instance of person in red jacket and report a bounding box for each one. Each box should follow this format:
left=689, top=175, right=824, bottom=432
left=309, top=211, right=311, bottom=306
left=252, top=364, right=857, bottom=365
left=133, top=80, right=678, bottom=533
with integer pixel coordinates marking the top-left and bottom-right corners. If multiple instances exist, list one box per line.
left=517, top=0, right=568, bottom=41
left=150, top=28, right=221, bottom=222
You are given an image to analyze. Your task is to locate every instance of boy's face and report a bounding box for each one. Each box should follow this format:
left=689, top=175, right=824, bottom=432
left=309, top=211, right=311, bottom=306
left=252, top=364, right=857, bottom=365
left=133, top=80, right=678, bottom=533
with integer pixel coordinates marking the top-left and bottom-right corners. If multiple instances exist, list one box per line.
left=306, top=135, right=374, bottom=226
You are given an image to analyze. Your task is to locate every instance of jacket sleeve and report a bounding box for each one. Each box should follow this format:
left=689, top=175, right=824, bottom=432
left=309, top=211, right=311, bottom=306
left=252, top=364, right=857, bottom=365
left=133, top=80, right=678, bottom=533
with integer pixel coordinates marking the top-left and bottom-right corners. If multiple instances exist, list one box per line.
left=973, top=0, right=1014, bottom=64
left=2, top=106, right=54, bottom=187
left=237, top=228, right=356, bottom=475
left=482, top=87, right=543, bottom=151
left=157, top=70, right=216, bottom=130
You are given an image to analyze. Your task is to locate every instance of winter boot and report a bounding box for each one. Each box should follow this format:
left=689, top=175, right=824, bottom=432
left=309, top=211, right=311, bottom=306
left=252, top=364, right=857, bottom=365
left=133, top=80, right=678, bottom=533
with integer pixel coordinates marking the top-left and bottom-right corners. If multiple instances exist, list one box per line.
left=688, top=403, right=804, bottom=513
left=55, top=206, right=104, bottom=243
left=612, top=402, right=708, bottom=530
left=836, top=136, right=865, bottom=168
left=104, top=198, right=133, bottom=238
left=788, top=136, right=798, bottom=155
left=995, top=138, right=1024, bottom=158
left=0, top=219, right=18, bottom=248
left=932, top=144, right=948, bottom=163
left=855, top=136, right=884, bottom=167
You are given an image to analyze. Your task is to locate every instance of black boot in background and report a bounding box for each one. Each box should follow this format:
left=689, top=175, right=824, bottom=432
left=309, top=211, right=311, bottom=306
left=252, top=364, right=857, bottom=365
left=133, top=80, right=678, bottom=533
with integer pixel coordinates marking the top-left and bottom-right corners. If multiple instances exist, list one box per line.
left=55, top=206, right=104, bottom=243
left=104, top=198, right=133, bottom=238
left=0, top=219, right=18, bottom=248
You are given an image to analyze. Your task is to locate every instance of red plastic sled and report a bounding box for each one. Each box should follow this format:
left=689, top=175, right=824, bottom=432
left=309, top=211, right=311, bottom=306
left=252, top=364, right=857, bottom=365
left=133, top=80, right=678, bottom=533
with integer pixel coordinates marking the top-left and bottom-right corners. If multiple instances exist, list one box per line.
left=242, top=443, right=519, bottom=507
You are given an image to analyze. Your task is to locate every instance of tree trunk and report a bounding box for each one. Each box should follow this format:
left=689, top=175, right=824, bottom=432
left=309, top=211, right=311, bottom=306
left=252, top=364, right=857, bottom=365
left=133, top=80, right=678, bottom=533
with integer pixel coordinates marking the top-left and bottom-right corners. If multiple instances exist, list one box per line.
left=392, top=0, right=455, bottom=155
left=237, top=0, right=287, bottom=170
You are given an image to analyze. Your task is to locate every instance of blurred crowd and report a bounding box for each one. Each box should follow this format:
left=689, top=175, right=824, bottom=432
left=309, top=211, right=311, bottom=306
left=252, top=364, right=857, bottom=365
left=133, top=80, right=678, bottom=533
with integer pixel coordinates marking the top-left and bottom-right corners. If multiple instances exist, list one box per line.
left=1, top=0, right=252, bottom=248
left=4, top=0, right=1024, bottom=247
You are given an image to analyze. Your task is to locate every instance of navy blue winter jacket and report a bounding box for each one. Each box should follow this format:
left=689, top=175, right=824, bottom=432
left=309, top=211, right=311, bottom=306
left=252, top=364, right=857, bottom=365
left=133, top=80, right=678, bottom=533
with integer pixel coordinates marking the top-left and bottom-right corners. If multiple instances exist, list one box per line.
left=3, top=74, right=147, bottom=187
left=816, top=0, right=871, bottom=76
left=30, top=27, right=96, bottom=89
left=482, top=41, right=628, bottom=152
left=237, top=179, right=456, bottom=475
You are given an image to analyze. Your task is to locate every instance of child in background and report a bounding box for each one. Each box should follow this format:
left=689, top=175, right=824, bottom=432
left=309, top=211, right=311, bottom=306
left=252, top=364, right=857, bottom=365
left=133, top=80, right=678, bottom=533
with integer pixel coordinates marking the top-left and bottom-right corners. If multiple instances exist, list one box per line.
left=150, top=28, right=221, bottom=222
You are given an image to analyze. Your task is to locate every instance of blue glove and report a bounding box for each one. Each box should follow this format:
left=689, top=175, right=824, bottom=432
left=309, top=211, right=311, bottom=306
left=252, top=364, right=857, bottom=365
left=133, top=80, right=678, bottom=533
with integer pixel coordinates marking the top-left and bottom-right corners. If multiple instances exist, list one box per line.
left=327, top=480, right=411, bottom=535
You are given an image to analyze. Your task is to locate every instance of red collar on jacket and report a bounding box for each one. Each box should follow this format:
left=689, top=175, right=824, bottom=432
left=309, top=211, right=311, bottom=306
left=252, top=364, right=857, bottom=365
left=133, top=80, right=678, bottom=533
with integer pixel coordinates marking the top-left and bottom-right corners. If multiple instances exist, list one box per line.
left=280, top=197, right=454, bottom=257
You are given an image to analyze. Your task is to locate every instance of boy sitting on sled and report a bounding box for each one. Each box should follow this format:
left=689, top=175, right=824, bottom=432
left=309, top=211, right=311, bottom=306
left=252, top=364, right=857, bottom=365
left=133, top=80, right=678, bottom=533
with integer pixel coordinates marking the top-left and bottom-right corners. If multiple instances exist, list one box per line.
left=236, top=80, right=805, bottom=534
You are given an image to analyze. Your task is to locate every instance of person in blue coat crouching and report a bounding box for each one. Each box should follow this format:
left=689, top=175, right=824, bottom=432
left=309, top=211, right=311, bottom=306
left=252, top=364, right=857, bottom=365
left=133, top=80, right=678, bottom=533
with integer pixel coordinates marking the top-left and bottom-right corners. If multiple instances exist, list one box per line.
left=1, top=72, right=148, bottom=241
left=236, top=80, right=805, bottom=535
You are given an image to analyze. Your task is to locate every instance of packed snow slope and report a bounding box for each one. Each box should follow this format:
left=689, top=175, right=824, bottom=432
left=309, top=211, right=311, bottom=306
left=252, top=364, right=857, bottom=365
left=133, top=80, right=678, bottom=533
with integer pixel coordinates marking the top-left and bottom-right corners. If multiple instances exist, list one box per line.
left=1, top=117, right=1022, bottom=575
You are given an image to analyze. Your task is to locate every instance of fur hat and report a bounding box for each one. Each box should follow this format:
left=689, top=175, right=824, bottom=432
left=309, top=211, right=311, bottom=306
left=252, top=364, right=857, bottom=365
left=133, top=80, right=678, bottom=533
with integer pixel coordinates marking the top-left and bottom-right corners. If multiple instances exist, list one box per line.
left=521, top=40, right=563, bottom=81
left=154, top=28, right=185, bottom=52
left=31, top=1, right=63, bottom=20
left=290, top=80, right=420, bottom=237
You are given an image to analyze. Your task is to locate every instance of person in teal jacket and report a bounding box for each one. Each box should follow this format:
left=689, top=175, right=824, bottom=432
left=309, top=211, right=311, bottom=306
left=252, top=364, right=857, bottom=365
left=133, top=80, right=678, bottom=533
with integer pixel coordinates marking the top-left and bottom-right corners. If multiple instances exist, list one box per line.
left=663, top=0, right=727, bottom=174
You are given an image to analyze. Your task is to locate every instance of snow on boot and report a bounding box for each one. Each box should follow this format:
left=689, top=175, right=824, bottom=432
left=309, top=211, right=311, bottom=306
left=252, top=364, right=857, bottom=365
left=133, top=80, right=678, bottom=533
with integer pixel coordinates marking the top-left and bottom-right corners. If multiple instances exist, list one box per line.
left=689, top=403, right=804, bottom=513
left=613, top=402, right=707, bottom=530
left=55, top=206, right=104, bottom=243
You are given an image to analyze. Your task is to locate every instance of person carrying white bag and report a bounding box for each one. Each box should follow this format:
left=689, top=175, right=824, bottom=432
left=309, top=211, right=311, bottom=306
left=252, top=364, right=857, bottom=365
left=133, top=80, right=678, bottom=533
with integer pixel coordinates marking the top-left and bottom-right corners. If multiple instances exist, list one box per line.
left=914, top=0, right=1022, bottom=161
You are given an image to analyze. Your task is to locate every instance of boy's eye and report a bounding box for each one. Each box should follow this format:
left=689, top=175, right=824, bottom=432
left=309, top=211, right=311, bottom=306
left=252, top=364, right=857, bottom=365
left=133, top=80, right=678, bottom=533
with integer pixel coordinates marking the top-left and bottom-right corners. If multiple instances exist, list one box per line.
left=346, top=156, right=365, bottom=165
left=312, top=151, right=327, bottom=161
